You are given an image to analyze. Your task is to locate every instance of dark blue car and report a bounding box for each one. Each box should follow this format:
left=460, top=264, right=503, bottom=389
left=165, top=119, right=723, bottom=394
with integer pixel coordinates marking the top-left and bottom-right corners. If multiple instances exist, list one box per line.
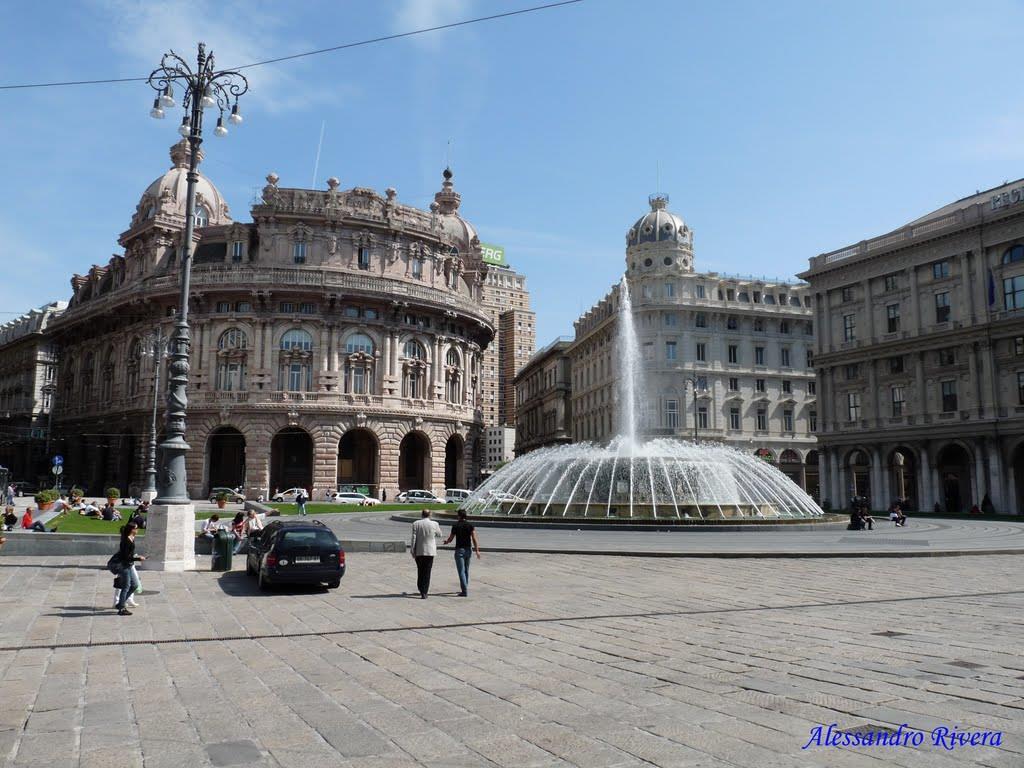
left=246, top=519, right=345, bottom=590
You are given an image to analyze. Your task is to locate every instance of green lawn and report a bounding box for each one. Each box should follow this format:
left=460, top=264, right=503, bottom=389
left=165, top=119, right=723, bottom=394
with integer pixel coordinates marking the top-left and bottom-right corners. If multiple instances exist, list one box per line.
left=48, top=511, right=143, bottom=535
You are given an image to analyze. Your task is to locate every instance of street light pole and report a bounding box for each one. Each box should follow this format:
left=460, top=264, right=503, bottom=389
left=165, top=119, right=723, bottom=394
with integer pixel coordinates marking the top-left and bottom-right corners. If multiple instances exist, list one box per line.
left=676, top=368, right=699, bottom=443
left=147, top=43, right=247, bottom=504
left=141, top=331, right=166, bottom=501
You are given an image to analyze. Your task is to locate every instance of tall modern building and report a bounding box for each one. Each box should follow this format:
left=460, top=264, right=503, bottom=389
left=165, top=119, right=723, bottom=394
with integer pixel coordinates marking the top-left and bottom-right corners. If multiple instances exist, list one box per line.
left=799, top=179, right=1024, bottom=514
left=480, top=260, right=535, bottom=429
left=543, top=195, right=819, bottom=494
left=0, top=143, right=495, bottom=498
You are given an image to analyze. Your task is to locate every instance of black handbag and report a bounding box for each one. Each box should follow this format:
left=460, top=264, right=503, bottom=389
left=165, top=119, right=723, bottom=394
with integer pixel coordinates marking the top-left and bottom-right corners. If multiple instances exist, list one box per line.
left=106, top=554, right=124, bottom=574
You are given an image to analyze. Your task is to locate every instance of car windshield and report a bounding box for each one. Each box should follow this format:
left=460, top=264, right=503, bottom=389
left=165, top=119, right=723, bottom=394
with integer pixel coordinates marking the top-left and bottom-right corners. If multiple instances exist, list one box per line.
left=279, top=530, right=338, bottom=547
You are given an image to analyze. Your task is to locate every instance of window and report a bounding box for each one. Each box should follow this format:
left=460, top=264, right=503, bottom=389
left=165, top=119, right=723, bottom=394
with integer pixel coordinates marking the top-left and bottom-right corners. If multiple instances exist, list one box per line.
left=806, top=350, right=814, bottom=369
left=1018, top=372, right=1024, bottom=405
left=1016, top=337, right=1024, bottom=356
left=756, top=378, right=766, bottom=393
left=218, top=328, right=247, bottom=350
left=738, top=291, right=750, bottom=302
left=344, top=306, right=360, bottom=318
left=280, top=329, right=313, bottom=351
left=695, top=342, right=706, bottom=362
left=754, top=319, right=764, bottom=333
left=809, top=409, right=818, bottom=432
left=299, top=302, right=316, bottom=315
left=665, top=282, right=675, bottom=298
left=404, top=340, right=425, bottom=359
left=841, top=286, right=853, bottom=302
left=1003, top=244, right=1024, bottom=264
left=216, top=301, right=231, bottom=312
left=695, top=313, right=707, bottom=328
left=843, top=314, right=856, bottom=341
left=665, top=399, right=679, bottom=429
left=753, top=291, right=762, bottom=303
left=642, top=284, right=652, bottom=299
left=941, top=380, right=958, bottom=412
left=807, top=381, right=816, bottom=395
left=412, top=258, right=424, bottom=279
left=783, top=409, right=793, bottom=432
left=754, top=346, right=765, bottom=365
left=845, top=363, right=859, bottom=380
left=217, top=361, right=246, bottom=391
left=235, top=301, right=251, bottom=312
left=358, top=247, right=370, bottom=270
left=279, top=302, right=296, bottom=313
left=889, top=356, right=904, bottom=374
left=847, top=392, right=861, bottom=421
left=727, top=289, right=735, bottom=301
left=781, top=348, right=791, bottom=367
left=364, top=308, right=378, bottom=320
left=884, top=274, right=898, bottom=292
left=1004, top=276, right=1024, bottom=311
left=697, top=407, right=709, bottom=429
left=782, top=380, right=792, bottom=394
left=293, top=242, right=306, bottom=264
left=728, top=377, right=739, bottom=392
left=665, top=341, right=677, bottom=361
left=756, top=408, right=767, bottom=431
left=891, top=386, right=905, bottom=417
left=643, top=343, right=654, bottom=361
left=662, top=312, right=677, bottom=327
left=780, top=320, right=790, bottom=334
left=934, top=292, right=951, bottom=323
left=730, top=407, right=741, bottom=430
left=887, top=303, right=900, bottom=333
left=933, top=260, right=950, bottom=279
left=231, top=241, right=244, bottom=262
left=726, top=316, right=737, bottom=330
left=728, top=345, right=738, bottom=364
left=937, top=348, right=955, bottom=366
left=805, top=320, right=814, bottom=335
left=695, top=284, right=704, bottom=299
left=193, top=205, right=209, bottom=228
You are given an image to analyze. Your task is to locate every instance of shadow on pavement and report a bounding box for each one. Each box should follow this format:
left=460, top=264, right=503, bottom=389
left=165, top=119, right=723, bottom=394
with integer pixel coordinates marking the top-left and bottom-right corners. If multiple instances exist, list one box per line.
left=216, top=570, right=331, bottom=597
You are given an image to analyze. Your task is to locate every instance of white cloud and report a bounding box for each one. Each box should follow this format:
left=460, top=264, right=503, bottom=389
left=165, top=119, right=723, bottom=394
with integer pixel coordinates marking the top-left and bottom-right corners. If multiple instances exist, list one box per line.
left=95, top=0, right=343, bottom=114
left=393, top=0, right=472, bottom=51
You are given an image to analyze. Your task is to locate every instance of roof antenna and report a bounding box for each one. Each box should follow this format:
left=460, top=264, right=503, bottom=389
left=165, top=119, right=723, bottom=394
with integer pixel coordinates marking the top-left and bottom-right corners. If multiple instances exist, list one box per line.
left=446, top=138, right=453, bottom=170
left=311, top=120, right=325, bottom=189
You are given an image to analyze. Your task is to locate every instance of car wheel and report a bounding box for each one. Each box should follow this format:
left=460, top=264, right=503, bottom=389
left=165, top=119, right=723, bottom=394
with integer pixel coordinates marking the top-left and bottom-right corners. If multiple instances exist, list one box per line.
left=246, top=556, right=254, bottom=575
left=258, top=568, right=270, bottom=591
left=327, top=579, right=340, bottom=589
left=273, top=496, right=282, bottom=502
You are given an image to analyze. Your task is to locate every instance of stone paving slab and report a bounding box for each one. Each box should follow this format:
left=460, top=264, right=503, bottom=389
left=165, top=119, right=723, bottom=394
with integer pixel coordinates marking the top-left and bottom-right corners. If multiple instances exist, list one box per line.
left=0, top=553, right=1022, bottom=766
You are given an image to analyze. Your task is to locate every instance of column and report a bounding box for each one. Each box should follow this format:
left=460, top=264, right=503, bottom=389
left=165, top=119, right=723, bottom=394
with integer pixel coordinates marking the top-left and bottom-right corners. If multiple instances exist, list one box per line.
left=908, top=266, right=921, bottom=336
left=918, top=444, right=933, bottom=511
left=973, top=440, right=986, bottom=508
left=862, top=278, right=874, bottom=343
left=977, top=341, right=992, bottom=418
left=915, top=352, right=927, bottom=419
left=869, top=448, right=884, bottom=508
left=986, top=439, right=1005, bottom=512
left=973, top=242, right=990, bottom=323
left=820, top=292, right=832, bottom=354
left=867, top=360, right=879, bottom=427
left=828, top=449, right=840, bottom=508
left=382, top=333, right=392, bottom=378
left=959, top=251, right=974, bottom=324
left=966, top=343, right=979, bottom=416
left=320, top=326, right=330, bottom=371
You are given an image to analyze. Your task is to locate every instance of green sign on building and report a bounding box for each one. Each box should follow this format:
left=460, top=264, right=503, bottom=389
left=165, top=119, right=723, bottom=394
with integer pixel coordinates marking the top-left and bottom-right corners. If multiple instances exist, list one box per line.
left=480, top=242, right=506, bottom=266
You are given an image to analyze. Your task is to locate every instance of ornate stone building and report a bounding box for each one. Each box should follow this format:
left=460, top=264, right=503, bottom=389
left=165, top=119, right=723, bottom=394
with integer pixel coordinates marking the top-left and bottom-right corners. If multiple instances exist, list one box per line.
left=514, top=337, right=573, bottom=454
left=0, top=302, right=65, bottom=483
left=799, top=179, right=1024, bottom=513
left=567, top=196, right=819, bottom=495
left=40, top=142, right=493, bottom=499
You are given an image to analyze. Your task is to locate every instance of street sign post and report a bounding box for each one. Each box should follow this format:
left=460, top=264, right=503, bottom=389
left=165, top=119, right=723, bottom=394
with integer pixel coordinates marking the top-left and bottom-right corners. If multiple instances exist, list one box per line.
left=52, top=455, right=63, bottom=466
left=51, top=465, right=63, bottom=476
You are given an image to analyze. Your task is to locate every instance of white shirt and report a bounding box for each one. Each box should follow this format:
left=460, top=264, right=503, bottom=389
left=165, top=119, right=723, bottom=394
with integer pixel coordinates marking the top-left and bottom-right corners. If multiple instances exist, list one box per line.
left=410, top=517, right=442, bottom=556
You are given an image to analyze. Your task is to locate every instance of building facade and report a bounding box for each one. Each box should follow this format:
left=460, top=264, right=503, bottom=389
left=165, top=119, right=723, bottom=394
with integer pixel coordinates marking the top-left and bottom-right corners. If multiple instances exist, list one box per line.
left=483, top=425, right=516, bottom=473
left=800, top=179, right=1024, bottom=514
left=514, top=337, right=573, bottom=454
left=23, top=142, right=495, bottom=500
left=0, top=302, right=66, bottom=484
left=569, top=196, right=819, bottom=495
left=480, top=265, right=535, bottom=428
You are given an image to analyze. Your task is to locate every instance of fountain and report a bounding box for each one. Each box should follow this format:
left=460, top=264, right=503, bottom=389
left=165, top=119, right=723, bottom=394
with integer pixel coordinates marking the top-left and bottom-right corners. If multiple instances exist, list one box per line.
left=461, top=276, right=824, bottom=521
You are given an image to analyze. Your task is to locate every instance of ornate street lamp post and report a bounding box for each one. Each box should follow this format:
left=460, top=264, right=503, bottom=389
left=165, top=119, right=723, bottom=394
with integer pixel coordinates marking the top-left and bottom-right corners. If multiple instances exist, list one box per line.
left=147, top=43, right=247, bottom=504
left=140, top=330, right=167, bottom=502
left=675, top=368, right=699, bottom=443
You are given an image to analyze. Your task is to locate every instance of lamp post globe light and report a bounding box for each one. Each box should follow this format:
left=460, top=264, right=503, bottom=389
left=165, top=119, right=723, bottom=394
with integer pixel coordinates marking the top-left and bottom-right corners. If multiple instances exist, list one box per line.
left=147, top=42, right=247, bottom=506
left=143, top=43, right=247, bottom=570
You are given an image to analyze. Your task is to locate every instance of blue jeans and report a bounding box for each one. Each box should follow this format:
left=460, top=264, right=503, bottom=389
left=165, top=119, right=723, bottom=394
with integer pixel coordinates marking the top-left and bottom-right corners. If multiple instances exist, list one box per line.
left=298, top=501, right=306, bottom=516
left=454, top=548, right=472, bottom=594
left=117, top=563, right=140, bottom=609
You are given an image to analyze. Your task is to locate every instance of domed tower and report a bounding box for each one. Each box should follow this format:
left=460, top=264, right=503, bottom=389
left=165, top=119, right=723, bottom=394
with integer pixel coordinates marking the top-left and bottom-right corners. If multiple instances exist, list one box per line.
left=432, top=167, right=484, bottom=297
left=625, top=194, right=694, bottom=275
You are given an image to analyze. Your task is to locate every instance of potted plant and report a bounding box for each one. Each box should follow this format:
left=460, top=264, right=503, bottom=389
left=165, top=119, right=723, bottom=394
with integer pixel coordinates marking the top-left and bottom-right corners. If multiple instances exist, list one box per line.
left=105, top=487, right=120, bottom=506
left=215, top=491, right=228, bottom=509
left=35, top=489, right=60, bottom=511
left=69, top=487, right=84, bottom=504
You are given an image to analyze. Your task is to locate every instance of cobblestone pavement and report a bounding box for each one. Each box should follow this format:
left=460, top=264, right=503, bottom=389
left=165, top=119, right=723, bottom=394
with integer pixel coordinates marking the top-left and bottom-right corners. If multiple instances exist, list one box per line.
left=0, top=553, right=1021, bottom=767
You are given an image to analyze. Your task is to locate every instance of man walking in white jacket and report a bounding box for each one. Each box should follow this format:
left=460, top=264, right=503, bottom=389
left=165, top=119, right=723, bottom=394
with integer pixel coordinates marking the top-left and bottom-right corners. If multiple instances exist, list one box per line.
left=410, top=509, right=442, bottom=598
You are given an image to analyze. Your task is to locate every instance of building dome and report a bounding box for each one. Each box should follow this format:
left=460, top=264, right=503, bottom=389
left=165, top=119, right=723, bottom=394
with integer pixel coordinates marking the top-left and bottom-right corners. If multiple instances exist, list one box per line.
left=433, top=168, right=478, bottom=255
left=626, top=195, right=689, bottom=247
left=131, top=140, right=231, bottom=229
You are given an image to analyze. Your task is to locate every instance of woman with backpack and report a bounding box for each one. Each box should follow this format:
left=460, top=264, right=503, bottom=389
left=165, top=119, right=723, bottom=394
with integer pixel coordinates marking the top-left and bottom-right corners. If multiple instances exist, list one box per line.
left=112, top=522, right=146, bottom=616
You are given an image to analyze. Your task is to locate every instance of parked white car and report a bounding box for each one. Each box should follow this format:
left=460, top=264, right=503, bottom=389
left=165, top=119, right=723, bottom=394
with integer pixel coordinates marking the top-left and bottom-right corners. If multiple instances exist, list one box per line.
left=324, top=490, right=380, bottom=506
left=272, top=488, right=309, bottom=503
left=395, top=489, right=442, bottom=504
left=444, top=488, right=471, bottom=504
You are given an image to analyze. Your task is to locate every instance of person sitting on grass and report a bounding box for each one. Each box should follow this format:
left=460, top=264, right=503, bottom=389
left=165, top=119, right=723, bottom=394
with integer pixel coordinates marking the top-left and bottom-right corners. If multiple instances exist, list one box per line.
left=101, top=501, right=121, bottom=522
left=21, top=507, right=52, bottom=533
left=3, top=506, right=16, bottom=531
left=74, top=501, right=100, bottom=517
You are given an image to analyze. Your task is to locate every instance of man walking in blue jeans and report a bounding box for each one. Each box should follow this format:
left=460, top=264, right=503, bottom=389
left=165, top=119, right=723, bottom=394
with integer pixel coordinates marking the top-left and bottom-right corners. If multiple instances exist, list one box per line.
left=443, top=509, right=480, bottom=596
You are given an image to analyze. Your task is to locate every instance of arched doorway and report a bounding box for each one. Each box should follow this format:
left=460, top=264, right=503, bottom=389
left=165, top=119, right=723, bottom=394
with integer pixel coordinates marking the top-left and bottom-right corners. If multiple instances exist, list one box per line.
left=888, top=447, right=918, bottom=511
left=399, top=432, right=430, bottom=491
left=208, top=427, right=246, bottom=492
left=270, top=427, right=313, bottom=494
left=804, top=450, right=820, bottom=501
left=779, top=449, right=802, bottom=488
left=338, top=429, right=378, bottom=496
left=936, top=443, right=972, bottom=513
left=847, top=450, right=871, bottom=501
left=445, top=434, right=465, bottom=490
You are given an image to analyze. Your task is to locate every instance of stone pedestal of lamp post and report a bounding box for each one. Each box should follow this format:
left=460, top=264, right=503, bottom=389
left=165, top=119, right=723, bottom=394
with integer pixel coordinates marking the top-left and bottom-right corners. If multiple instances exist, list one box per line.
left=142, top=504, right=196, bottom=572
left=140, top=489, right=158, bottom=503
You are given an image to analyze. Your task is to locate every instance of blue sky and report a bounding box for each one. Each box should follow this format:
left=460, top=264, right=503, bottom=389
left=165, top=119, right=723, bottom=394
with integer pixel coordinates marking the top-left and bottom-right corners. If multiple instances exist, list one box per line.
left=1, top=0, right=1022, bottom=345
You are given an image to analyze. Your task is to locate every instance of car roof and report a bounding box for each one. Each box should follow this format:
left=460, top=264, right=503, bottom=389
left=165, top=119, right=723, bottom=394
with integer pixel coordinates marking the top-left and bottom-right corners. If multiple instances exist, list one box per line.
left=264, top=519, right=333, bottom=531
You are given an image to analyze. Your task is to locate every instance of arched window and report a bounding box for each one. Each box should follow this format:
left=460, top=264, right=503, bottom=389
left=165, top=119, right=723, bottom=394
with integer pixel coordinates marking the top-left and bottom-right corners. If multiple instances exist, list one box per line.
left=345, top=333, right=374, bottom=355
left=1003, top=244, right=1024, bottom=264
left=81, top=352, right=95, bottom=398
left=126, top=338, right=141, bottom=397
left=446, top=349, right=460, bottom=368
left=194, top=205, right=209, bottom=228
left=100, top=347, right=115, bottom=402
left=218, top=328, right=248, bottom=350
left=404, top=340, right=425, bottom=359
left=279, top=329, right=313, bottom=391
left=402, top=340, right=427, bottom=399
left=445, top=348, right=462, bottom=404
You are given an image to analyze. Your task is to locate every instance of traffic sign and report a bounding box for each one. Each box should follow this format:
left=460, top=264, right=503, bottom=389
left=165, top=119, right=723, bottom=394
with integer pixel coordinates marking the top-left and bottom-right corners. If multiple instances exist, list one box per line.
left=51, top=465, right=63, bottom=476
left=52, top=455, right=63, bottom=466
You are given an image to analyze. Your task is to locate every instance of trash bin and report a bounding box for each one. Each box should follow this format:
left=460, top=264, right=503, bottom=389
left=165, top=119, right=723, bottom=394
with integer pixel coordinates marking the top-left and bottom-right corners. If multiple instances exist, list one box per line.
left=212, top=529, right=233, bottom=571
